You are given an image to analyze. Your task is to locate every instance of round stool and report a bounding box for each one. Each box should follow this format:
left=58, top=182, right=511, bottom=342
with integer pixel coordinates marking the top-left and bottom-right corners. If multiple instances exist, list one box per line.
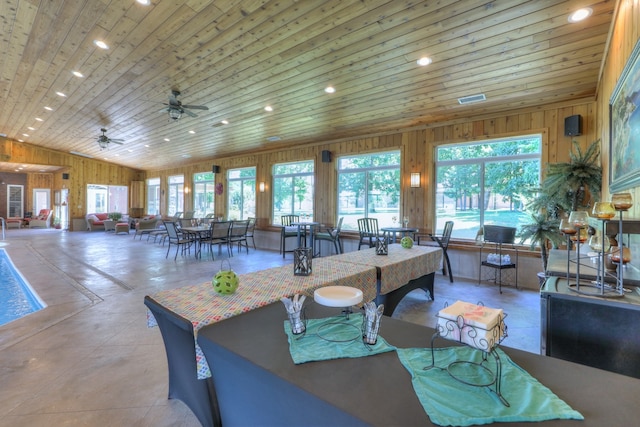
left=115, top=222, right=130, bottom=234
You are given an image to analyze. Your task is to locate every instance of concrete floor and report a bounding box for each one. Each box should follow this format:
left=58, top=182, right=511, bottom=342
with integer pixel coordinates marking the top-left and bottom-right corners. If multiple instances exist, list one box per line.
left=0, top=227, right=540, bottom=426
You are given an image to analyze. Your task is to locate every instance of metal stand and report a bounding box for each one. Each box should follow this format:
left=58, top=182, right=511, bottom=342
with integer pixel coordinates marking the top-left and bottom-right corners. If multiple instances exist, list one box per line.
left=424, top=307, right=509, bottom=407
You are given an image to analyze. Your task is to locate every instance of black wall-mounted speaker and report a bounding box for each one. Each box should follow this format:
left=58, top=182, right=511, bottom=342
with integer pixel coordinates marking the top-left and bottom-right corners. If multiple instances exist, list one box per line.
left=212, top=165, right=221, bottom=174
left=321, top=150, right=332, bottom=163
left=62, top=173, right=70, bottom=180
left=564, top=115, right=582, bottom=136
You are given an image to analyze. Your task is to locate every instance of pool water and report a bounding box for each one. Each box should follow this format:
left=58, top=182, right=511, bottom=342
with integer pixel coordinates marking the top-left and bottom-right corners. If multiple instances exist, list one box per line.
left=0, top=249, right=45, bottom=326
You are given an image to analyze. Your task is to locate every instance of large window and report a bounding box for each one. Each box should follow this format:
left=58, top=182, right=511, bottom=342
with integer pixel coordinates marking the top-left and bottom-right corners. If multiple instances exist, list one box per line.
left=435, top=135, right=541, bottom=239
left=193, top=172, right=215, bottom=217
left=147, top=178, right=160, bottom=215
left=7, top=185, right=24, bottom=218
left=167, top=175, right=184, bottom=217
left=227, top=167, right=255, bottom=220
left=337, top=151, right=401, bottom=231
left=87, top=184, right=128, bottom=214
left=273, top=160, right=314, bottom=224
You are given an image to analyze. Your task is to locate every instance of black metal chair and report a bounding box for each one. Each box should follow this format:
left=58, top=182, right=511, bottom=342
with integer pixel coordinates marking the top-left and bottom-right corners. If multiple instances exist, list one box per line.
left=228, top=219, right=250, bottom=254
left=164, top=221, right=195, bottom=260
left=315, top=217, right=343, bottom=255
left=280, top=215, right=301, bottom=258
left=357, top=217, right=379, bottom=250
left=201, top=220, right=232, bottom=259
left=244, top=217, right=257, bottom=250
left=417, top=221, right=454, bottom=283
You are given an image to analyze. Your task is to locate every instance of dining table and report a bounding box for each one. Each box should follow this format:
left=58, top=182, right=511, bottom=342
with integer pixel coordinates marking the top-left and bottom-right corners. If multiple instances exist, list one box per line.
left=291, top=221, right=320, bottom=255
left=180, top=225, right=212, bottom=259
left=197, top=300, right=640, bottom=427
left=380, top=226, right=419, bottom=243
left=332, top=244, right=442, bottom=315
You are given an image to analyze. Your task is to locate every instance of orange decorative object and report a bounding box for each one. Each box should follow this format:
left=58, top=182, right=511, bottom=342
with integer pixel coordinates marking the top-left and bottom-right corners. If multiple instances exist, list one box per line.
left=592, top=202, right=616, bottom=219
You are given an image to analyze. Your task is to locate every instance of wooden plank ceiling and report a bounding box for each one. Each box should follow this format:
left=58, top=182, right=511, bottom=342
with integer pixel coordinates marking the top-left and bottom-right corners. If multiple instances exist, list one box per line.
left=0, top=0, right=614, bottom=171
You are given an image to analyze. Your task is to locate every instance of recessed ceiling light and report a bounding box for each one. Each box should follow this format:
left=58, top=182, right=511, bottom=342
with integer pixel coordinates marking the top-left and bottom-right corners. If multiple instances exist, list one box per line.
left=182, top=154, right=191, bottom=158
left=417, top=57, right=432, bottom=66
left=27, top=127, right=35, bottom=130
left=188, top=130, right=195, bottom=134
left=22, top=133, right=29, bottom=137
left=266, top=136, right=281, bottom=142
left=164, top=138, right=170, bottom=142
left=56, top=91, right=66, bottom=97
left=221, top=120, right=229, bottom=125
left=144, top=144, right=150, bottom=148
left=94, top=40, right=109, bottom=49
left=35, top=117, right=43, bottom=121
left=568, top=8, right=592, bottom=23
left=264, top=105, right=273, bottom=112
left=136, top=0, right=151, bottom=5
left=325, top=86, right=335, bottom=94
left=44, top=106, right=53, bottom=111
left=18, top=139, right=24, bottom=142
left=72, top=70, right=84, bottom=78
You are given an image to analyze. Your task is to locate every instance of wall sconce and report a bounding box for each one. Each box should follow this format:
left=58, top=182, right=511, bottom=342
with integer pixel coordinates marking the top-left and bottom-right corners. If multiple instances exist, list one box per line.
left=410, top=172, right=421, bottom=188
left=259, top=182, right=266, bottom=192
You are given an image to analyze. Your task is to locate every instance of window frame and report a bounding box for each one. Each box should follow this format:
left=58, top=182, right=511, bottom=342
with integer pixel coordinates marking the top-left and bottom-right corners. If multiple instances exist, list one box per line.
left=227, top=166, right=256, bottom=220
left=434, top=134, right=542, bottom=239
left=272, top=160, right=315, bottom=225
left=193, top=172, right=215, bottom=218
left=167, top=175, right=184, bottom=217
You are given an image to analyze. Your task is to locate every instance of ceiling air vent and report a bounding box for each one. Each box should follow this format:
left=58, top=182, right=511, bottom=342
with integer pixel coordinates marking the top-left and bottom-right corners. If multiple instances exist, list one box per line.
left=458, top=94, right=486, bottom=105
left=266, top=136, right=281, bottom=142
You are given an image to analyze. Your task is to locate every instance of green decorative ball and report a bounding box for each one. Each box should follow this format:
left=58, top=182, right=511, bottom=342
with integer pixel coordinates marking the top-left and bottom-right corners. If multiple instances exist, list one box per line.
left=401, top=236, right=414, bottom=249
left=212, top=270, right=239, bottom=295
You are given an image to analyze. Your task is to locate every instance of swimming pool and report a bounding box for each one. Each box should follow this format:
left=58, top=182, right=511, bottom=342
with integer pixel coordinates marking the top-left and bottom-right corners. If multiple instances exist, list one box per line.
left=0, top=248, right=45, bottom=326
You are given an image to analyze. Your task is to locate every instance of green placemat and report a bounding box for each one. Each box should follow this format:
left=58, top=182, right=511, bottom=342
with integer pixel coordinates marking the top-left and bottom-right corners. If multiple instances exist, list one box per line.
left=285, top=313, right=396, bottom=364
left=397, top=346, right=583, bottom=426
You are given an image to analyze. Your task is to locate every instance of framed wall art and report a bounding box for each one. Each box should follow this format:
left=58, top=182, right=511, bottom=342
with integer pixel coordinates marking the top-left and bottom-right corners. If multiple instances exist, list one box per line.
left=610, top=38, right=640, bottom=193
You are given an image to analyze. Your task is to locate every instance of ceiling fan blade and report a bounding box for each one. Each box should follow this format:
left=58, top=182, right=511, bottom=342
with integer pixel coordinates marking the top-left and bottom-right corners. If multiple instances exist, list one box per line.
left=183, top=109, right=198, bottom=118
left=182, top=104, right=209, bottom=110
left=110, top=140, right=124, bottom=145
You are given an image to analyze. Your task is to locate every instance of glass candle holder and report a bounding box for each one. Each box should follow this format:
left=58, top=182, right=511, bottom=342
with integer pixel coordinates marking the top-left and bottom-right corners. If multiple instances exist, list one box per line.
left=588, top=233, right=610, bottom=253
left=568, top=210, right=589, bottom=227
left=592, top=202, right=616, bottom=219
left=559, top=218, right=577, bottom=235
left=609, top=246, right=632, bottom=264
left=612, top=193, right=633, bottom=211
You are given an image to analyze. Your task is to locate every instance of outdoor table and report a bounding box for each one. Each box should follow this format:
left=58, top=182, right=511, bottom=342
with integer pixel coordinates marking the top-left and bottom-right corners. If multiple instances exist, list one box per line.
left=291, top=221, right=320, bottom=254
left=180, top=225, right=211, bottom=258
left=381, top=226, right=419, bottom=243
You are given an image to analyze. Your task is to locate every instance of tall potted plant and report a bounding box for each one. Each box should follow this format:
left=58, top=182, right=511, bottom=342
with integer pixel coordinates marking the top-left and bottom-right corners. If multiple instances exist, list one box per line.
left=520, top=140, right=603, bottom=275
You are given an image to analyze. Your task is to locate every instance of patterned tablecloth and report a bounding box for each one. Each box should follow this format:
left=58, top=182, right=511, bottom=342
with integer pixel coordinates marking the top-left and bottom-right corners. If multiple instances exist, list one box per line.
left=332, top=245, right=443, bottom=294
left=147, top=257, right=378, bottom=378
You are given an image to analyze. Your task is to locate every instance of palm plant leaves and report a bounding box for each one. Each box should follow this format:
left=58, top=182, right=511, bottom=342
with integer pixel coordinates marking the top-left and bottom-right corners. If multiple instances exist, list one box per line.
left=543, top=140, right=602, bottom=211
left=519, top=213, right=565, bottom=272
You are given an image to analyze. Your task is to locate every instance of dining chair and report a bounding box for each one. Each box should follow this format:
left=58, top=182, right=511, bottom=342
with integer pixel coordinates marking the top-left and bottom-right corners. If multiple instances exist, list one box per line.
left=244, top=217, right=257, bottom=250
left=357, top=217, right=379, bottom=250
left=164, top=221, right=196, bottom=260
left=315, top=217, right=343, bottom=255
left=228, top=220, right=250, bottom=255
left=280, top=215, right=301, bottom=258
left=183, top=211, right=196, bottom=219
left=417, top=221, right=454, bottom=282
left=202, top=220, right=232, bottom=259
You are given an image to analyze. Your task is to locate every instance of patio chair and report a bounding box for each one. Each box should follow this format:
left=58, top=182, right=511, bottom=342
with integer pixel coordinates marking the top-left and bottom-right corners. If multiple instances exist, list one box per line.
left=417, top=221, right=454, bottom=282
left=201, top=220, right=232, bottom=259
left=228, top=220, right=250, bottom=255
left=280, top=215, right=301, bottom=258
left=164, top=221, right=195, bottom=259
left=315, top=217, right=343, bottom=255
left=357, top=217, right=379, bottom=250
left=244, top=217, right=257, bottom=250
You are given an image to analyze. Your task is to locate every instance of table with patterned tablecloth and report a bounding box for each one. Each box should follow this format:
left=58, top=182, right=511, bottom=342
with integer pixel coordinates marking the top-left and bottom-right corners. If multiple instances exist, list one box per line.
left=146, top=257, right=378, bottom=379
left=331, top=245, right=442, bottom=315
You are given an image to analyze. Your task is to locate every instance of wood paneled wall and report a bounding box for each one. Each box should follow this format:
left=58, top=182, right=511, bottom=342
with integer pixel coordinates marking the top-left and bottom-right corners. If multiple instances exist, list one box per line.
left=598, top=0, right=640, bottom=217
left=146, top=99, right=596, bottom=233
left=0, top=137, right=143, bottom=219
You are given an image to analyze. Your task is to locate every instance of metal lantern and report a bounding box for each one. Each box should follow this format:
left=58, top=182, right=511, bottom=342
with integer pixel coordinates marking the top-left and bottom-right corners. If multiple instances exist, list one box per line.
left=293, top=247, right=313, bottom=276
left=376, top=236, right=388, bottom=255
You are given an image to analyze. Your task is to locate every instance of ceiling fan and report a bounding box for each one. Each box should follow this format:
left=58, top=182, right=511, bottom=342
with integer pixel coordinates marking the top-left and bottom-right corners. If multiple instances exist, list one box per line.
left=96, top=128, right=124, bottom=149
left=163, top=90, right=209, bottom=120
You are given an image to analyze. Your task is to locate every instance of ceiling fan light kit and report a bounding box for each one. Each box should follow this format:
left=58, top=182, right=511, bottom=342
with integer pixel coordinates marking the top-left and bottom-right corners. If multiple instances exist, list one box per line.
left=96, top=128, right=124, bottom=150
left=164, top=90, right=208, bottom=121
